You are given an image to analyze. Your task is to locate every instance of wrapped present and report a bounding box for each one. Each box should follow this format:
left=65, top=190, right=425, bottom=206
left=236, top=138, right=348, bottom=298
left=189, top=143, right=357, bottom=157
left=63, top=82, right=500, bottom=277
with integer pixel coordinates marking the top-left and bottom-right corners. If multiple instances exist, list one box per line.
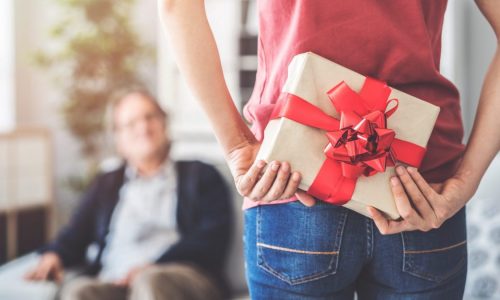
left=255, top=52, right=440, bottom=220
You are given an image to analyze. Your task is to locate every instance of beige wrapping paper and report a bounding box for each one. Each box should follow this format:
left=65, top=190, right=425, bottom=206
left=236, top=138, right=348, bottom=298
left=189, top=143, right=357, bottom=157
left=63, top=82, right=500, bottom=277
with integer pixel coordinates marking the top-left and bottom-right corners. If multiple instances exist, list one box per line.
left=255, top=52, right=440, bottom=220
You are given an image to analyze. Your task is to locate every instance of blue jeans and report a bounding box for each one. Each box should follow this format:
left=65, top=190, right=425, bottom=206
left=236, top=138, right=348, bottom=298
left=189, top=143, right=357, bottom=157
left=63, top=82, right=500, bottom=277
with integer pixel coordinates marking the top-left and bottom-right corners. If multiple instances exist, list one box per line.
left=244, top=200, right=467, bottom=299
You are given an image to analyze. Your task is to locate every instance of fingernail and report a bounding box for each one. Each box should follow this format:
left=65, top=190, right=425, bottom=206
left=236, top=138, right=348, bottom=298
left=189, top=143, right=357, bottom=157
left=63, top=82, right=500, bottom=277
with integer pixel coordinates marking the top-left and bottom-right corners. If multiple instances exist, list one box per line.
left=257, top=160, right=265, bottom=168
left=391, top=176, right=399, bottom=186
left=396, top=166, right=405, bottom=175
left=407, top=166, right=415, bottom=173
left=271, top=162, right=280, bottom=171
left=281, top=162, right=290, bottom=172
left=292, top=172, right=300, bottom=181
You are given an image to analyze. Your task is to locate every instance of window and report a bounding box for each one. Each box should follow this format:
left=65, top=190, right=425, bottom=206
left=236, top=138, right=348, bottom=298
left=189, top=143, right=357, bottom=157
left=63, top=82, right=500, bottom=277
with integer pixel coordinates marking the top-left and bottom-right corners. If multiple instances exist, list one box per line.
left=0, top=0, right=15, bottom=132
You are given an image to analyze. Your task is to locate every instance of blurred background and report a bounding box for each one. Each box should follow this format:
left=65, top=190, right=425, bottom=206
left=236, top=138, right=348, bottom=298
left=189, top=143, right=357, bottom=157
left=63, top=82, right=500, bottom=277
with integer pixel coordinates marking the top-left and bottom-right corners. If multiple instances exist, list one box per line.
left=0, top=0, right=499, bottom=299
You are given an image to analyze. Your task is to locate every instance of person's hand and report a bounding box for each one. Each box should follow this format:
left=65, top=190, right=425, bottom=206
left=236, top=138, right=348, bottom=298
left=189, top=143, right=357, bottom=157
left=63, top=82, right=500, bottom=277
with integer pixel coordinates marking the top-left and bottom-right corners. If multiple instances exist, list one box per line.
left=226, top=140, right=315, bottom=206
left=368, top=165, right=473, bottom=234
left=113, top=264, right=152, bottom=287
left=24, top=252, right=64, bottom=283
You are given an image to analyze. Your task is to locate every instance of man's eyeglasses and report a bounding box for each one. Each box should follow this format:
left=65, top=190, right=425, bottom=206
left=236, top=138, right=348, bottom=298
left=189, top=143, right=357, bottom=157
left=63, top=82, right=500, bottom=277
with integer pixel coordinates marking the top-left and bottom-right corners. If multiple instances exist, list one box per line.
left=115, top=112, right=164, bottom=132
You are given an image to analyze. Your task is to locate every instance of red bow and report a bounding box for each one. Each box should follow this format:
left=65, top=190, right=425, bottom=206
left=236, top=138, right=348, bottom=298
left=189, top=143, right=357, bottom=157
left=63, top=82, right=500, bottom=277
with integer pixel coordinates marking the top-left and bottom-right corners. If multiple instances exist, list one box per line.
left=323, top=79, right=399, bottom=179
left=270, top=77, right=427, bottom=205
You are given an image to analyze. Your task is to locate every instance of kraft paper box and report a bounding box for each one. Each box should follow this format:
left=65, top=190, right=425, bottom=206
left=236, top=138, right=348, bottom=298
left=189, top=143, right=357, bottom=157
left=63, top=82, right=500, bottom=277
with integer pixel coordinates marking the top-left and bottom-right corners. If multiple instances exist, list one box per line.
left=255, top=52, right=440, bottom=220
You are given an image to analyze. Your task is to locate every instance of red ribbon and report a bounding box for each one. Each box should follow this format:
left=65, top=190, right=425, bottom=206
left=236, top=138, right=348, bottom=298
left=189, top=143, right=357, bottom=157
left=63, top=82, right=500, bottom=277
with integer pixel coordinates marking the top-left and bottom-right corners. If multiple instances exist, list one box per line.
left=269, top=77, right=426, bottom=205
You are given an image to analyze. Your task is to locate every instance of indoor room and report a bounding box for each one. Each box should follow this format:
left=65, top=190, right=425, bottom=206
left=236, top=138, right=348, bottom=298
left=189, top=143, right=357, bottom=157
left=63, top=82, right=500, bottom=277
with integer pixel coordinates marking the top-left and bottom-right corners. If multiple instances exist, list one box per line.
left=1, top=0, right=499, bottom=299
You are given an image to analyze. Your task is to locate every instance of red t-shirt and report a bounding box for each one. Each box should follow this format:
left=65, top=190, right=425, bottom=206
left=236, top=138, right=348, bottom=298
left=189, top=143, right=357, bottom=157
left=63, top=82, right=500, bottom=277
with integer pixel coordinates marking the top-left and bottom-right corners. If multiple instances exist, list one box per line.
left=242, top=0, right=465, bottom=209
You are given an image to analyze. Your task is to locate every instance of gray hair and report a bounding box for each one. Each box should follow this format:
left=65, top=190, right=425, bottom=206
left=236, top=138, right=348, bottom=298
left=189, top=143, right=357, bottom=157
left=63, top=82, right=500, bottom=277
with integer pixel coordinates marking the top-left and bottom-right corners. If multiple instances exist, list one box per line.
left=105, top=86, right=168, bottom=135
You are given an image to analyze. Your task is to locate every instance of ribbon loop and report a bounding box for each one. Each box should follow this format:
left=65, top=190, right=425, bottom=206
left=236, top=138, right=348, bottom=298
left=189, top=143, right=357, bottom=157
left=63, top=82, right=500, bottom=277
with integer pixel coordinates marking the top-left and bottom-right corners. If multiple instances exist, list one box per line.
left=270, top=77, right=427, bottom=204
left=325, top=78, right=399, bottom=179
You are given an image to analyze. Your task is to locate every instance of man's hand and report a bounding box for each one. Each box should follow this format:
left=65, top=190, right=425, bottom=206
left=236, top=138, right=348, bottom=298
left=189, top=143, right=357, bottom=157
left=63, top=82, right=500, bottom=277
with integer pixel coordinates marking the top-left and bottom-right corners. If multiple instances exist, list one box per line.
left=114, top=264, right=152, bottom=287
left=24, top=252, right=64, bottom=283
left=226, top=141, right=316, bottom=206
left=368, top=165, right=472, bottom=234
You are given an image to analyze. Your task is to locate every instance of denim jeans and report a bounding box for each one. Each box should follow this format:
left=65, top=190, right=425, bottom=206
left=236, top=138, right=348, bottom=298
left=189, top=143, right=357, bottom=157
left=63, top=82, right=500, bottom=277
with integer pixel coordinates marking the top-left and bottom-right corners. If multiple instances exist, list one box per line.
left=244, top=200, right=467, bottom=299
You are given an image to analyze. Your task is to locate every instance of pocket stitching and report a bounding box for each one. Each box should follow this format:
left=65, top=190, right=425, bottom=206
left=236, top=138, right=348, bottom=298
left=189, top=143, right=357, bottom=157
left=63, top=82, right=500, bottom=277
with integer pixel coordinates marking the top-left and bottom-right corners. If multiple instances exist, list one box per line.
left=256, top=205, right=348, bottom=285
left=404, top=255, right=467, bottom=283
left=256, top=242, right=339, bottom=255
left=403, top=240, right=466, bottom=254
left=401, top=233, right=467, bottom=282
left=258, top=258, right=338, bottom=285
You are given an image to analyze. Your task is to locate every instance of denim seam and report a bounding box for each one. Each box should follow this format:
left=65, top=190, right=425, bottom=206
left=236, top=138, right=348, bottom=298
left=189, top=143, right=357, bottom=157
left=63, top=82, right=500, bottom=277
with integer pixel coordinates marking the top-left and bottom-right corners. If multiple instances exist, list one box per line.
left=366, top=218, right=374, bottom=260
left=403, top=240, right=467, bottom=254
left=256, top=205, right=262, bottom=263
left=401, top=232, right=408, bottom=276
left=401, top=233, right=467, bottom=282
left=404, top=256, right=467, bottom=283
left=256, top=206, right=349, bottom=285
left=256, top=243, right=339, bottom=255
left=257, top=239, right=337, bottom=285
left=259, top=260, right=337, bottom=285
left=334, top=209, right=349, bottom=257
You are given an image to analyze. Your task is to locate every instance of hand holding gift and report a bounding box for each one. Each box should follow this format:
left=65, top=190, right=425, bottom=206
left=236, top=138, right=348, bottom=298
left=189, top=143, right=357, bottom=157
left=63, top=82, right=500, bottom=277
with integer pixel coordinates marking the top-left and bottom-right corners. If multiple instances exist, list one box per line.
left=368, top=164, right=471, bottom=233
left=256, top=52, right=441, bottom=220
left=226, top=138, right=316, bottom=207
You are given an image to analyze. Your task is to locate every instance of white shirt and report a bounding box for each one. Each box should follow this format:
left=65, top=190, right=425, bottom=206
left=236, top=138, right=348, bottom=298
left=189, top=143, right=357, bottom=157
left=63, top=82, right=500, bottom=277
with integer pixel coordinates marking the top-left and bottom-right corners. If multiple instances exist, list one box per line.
left=98, top=160, right=179, bottom=281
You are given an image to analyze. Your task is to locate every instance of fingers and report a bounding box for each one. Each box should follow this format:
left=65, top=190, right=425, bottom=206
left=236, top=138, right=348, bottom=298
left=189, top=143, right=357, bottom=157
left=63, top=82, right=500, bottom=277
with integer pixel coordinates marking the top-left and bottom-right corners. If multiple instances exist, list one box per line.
left=406, top=167, right=444, bottom=225
left=390, top=174, right=420, bottom=223
left=390, top=174, right=440, bottom=232
left=236, top=160, right=267, bottom=196
left=394, top=166, right=433, bottom=217
left=372, top=165, right=442, bottom=234
left=237, top=160, right=310, bottom=204
left=260, top=162, right=292, bottom=202
left=395, top=166, right=439, bottom=230
left=295, top=190, right=316, bottom=207
left=368, top=206, right=411, bottom=235
left=262, top=162, right=303, bottom=202
left=38, top=264, right=52, bottom=281
left=249, top=161, right=282, bottom=200
left=368, top=206, right=388, bottom=232
left=369, top=179, right=441, bottom=235
left=26, top=264, right=50, bottom=281
left=243, top=160, right=301, bottom=202
left=406, top=167, right=438, bottom=200
left=24, top=253, right=65, bottom=282
left=279, top=172, right=302, bottom=200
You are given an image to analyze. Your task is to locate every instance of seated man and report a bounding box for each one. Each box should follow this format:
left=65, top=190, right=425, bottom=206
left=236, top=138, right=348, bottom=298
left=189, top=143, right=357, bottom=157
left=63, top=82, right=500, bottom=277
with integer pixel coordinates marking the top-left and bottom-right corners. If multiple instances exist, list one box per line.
left=25, top=88, right=233, bottom=300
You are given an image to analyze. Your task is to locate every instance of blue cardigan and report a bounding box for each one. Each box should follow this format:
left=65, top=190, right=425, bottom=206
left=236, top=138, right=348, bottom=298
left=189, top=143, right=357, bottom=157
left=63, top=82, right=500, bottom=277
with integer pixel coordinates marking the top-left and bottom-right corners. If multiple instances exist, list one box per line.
left=39, top=160, right=233, bottom=293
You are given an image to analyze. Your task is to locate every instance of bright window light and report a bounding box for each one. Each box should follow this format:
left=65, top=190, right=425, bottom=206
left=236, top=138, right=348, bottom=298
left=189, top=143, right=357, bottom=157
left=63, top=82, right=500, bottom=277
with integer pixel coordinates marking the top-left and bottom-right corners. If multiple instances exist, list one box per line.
left=0, top=0, right=15, bottom=132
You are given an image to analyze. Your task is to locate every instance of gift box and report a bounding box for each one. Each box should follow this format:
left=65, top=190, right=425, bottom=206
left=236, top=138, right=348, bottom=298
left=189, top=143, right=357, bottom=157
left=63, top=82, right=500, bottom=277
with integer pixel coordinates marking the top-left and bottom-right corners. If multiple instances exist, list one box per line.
left=255, top=52, right=440, bottom=220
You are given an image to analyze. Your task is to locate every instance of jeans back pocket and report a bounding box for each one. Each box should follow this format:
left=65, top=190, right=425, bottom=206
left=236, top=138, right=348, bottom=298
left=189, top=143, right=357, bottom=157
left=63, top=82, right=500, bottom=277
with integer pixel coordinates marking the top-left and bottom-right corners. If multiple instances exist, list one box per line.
left=256, top=201, right=348, bottom=285
left=401, top=208, right=467, bottom=283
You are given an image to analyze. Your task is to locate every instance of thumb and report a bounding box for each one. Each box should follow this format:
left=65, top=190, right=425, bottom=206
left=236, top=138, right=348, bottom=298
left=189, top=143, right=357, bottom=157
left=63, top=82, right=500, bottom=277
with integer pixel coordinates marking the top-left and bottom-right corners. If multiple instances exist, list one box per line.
left=295, top=190, right=316, bottom=207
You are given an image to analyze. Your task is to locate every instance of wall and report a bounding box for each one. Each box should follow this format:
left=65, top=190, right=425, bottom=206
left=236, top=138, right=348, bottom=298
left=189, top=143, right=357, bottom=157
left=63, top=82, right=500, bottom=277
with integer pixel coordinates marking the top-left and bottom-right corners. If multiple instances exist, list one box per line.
left=0, top=0, right=15, bottom=132
left=9, top=0, right=499, bottom=232
left=441, top=0, right=498, bottom=142
left=13, top=0, right=158, bottom=228
left=158, top=0, right=242, bottom=163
